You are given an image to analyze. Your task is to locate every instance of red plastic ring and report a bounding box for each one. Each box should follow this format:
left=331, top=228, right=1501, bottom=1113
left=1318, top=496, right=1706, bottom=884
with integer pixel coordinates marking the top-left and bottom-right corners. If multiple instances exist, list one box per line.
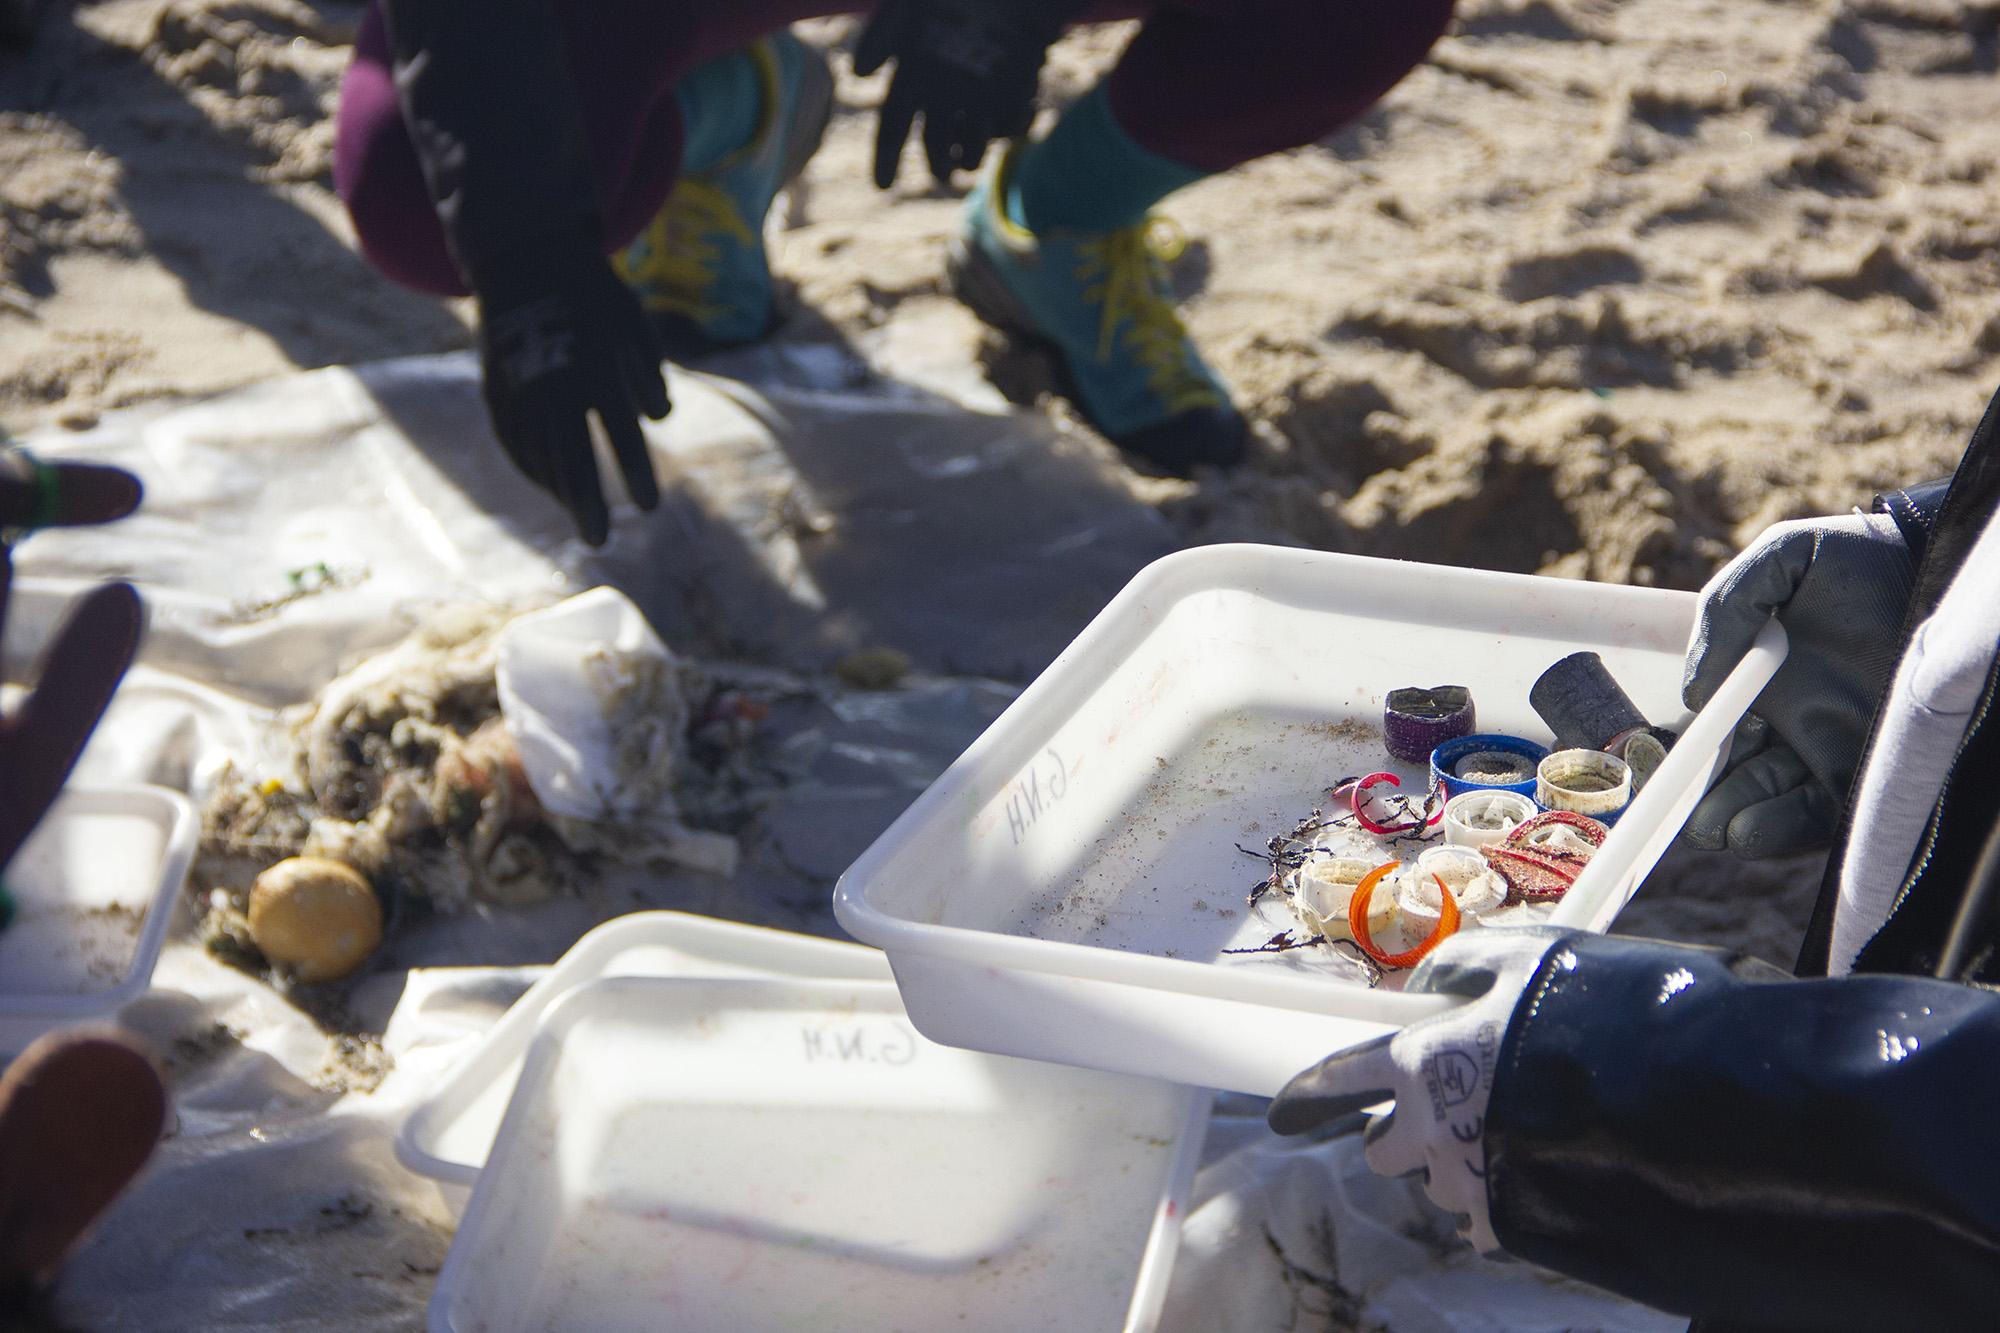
left=1351, top=772, right=1422, bottom=835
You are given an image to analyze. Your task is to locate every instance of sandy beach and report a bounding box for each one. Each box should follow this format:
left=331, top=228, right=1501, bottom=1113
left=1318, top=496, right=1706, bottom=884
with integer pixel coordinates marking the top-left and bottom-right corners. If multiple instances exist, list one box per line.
left=3, top=0, right=1996, bottom=1325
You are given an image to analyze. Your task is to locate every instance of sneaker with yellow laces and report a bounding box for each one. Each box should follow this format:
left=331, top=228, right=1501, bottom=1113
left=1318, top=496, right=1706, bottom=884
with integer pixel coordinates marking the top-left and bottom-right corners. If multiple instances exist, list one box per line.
left=948, top=143, right=1247, bottom=476
left=613, top=32, right=832, bottom=358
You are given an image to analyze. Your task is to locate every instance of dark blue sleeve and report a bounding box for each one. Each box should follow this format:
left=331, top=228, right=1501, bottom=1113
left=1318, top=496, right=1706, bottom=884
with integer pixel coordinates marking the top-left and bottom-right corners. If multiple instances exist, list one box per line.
left=1485, top=933, right=2000, bottom=1330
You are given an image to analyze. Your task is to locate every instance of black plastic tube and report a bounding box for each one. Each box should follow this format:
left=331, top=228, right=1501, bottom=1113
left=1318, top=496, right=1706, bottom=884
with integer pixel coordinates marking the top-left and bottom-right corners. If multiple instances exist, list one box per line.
left=1530, top=652, right=1649, bottom=752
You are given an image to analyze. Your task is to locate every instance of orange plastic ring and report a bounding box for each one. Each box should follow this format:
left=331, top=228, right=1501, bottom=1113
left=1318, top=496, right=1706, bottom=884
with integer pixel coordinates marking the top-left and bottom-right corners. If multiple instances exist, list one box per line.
left=1349, top=865, right=1461, bottom=969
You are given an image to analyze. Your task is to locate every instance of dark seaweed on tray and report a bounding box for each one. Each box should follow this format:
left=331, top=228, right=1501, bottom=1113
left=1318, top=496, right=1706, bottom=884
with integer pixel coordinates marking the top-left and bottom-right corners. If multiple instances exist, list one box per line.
left=1220, top=930, right=1381, bottom=985
left=1237, top=807, right=1341, bottom=909
left=1223, top=929, right=1325, bottom=955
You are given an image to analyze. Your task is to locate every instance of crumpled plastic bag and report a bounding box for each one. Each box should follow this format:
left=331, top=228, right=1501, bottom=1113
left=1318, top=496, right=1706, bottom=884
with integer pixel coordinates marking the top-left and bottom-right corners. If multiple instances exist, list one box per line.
left=495, top=587, right=736, bottom=876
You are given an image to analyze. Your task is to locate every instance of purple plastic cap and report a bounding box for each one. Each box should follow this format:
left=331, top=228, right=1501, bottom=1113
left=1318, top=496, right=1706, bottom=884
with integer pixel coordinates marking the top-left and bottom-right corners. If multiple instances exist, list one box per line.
left=1383, top=685, right=1476, bottom=764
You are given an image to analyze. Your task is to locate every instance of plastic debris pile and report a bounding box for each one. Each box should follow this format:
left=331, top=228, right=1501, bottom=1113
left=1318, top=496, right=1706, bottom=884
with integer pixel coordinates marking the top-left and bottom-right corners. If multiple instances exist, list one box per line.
left=1235, top=652, right=1674, bottom=980
left=193, top=592, right=774, bottom=986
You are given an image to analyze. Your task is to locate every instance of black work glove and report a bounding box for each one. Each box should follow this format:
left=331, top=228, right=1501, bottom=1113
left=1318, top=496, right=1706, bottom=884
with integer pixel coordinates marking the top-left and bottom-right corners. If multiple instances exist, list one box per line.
left=853, top=0, right=1086, bottom=189
left=471, top=228, right=669, bottom=547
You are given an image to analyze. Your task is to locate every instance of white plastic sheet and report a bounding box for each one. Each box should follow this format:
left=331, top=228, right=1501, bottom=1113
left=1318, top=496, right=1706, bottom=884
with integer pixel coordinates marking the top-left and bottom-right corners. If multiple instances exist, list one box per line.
left=8, top=346, right=1672, bottom=1330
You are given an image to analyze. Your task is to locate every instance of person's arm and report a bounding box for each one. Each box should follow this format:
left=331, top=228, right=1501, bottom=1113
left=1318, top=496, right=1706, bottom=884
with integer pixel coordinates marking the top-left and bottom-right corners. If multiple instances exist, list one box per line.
left=1273, top=930, right=2000, bottom=1331
left=375, top=0, right=668, bottom=547
left=377, top=0, right=601, bottom=280
left=1491, top=934, right=2000, bottom=1328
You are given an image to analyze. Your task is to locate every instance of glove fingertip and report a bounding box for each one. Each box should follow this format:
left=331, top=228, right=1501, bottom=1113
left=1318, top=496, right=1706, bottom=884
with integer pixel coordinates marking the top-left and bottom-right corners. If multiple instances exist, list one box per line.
left=1682, top=633, right=1735, bottom=712
left=851, top=23, right=891, bottom=77
left=873, top=130, right=905, bottom=190
left=959, top=137, right=989, bottom=180
left=572, top=488, right=609, bottom=547
left=1678, top=818, right=1727, bottom=852
left=576, top=495, right=610, bottom=548
left=615, top=427, right=663, bottom=512
left=1681, top=785, right=1742, bottom=852
left=1726, top=794, right=1836, bottom=860
left=620, top=349, right=670, bottom=423
left=1268, top=1032, right=1398, bottom=1136
left=84, top=577, right=144, bottom=626
left=1681, top=671, right=1714, bottom=713
left=1265, top=1101, right=1312, bottom=1137
left=1268, top=1092, right=1384, bottom=1137
left=1416, top=963, right=1499, bottom=1000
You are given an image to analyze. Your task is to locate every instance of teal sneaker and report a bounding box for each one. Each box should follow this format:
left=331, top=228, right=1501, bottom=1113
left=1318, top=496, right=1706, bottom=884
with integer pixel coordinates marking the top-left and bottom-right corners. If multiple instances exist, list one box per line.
left=948, top=145, right=1247, bottom=476
left=614, top=32, right=832, bottom=358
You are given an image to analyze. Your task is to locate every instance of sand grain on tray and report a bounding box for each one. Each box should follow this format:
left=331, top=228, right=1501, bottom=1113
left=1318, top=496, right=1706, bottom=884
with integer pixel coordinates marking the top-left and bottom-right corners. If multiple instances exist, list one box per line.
left=5, top=0, right=1998, bottom=589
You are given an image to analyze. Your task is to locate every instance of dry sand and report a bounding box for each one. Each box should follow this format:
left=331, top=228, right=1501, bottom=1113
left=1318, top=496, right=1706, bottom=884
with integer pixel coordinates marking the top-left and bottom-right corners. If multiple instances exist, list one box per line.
left=8, top=0, right=2000, bottom=585
left=5, top=1, right=1995, bottom=958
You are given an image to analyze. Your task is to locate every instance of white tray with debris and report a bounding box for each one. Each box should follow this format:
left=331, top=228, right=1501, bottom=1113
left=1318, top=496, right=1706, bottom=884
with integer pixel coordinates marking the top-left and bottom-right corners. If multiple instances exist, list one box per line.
left=834, top=545, right=1785, bottom=1097
left=397, top=911, right=894, bottom=1201
left=428, top=975, right=1208, bottom=1333
left=0, top=784, right=197, bottom=1054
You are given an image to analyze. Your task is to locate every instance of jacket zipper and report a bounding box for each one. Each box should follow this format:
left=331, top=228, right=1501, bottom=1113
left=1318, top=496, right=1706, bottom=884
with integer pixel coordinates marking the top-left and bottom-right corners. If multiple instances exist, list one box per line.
left=1873, top=654, right=2000, bottom=938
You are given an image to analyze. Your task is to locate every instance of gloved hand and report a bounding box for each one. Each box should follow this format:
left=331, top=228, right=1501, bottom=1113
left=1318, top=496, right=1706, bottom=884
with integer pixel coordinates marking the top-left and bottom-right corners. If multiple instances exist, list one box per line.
left=1267, top=928, right=1577, bottom=1255
left=1682, top=513, right=1915, bottom=857
left=471, top=228, right=669, bottom=547
left=0, top=450, right=140, bottom=540
left=853, top=0, right=1085, bottom=189
left=0, top=451, right=144, bottom=871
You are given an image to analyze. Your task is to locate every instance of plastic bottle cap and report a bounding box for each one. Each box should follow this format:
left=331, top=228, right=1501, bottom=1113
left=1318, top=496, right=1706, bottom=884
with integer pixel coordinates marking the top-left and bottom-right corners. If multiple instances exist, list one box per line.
left=1400, top=847, right=1507, bottom=933
left=1442, top=789, right=1537, bottom=847
left=1430, top=734, right=1549, bottom=800
left=1382, top=685, right=1477, bottom=765
left=1621, top=731, right=1670, bottom=792
left=1535, top=748, right=1633, bottom=820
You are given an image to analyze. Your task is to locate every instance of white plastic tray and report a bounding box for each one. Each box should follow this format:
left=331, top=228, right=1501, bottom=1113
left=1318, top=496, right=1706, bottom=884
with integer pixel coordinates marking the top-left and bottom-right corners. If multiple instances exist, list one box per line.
left=834, top=546, right=1785, bottom=1096
left=0, top=784, right=196, bottom=1055
left=428, top=976, right=1208, bottom=1333
left=398, top=910, right=894, bottom=1192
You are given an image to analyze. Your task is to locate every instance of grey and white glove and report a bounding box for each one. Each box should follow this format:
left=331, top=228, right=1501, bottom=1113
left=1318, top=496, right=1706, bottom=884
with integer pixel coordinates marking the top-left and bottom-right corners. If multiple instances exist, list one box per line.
left=1267, top=928, right=1576, bottom=1256
left=1682, top=513, right=1914, bottom=857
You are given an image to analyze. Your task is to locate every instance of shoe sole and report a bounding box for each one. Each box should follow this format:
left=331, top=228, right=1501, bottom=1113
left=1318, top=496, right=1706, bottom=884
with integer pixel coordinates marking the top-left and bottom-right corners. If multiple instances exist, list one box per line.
left=947, top=232, right=1037, bottom=340
left=948, top=232, right=1103, bottom=412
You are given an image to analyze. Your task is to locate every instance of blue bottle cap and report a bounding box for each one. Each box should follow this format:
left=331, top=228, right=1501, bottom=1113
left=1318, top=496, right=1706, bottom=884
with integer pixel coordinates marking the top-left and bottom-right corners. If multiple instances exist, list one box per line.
left=1430, top=733, right=1548, bottom=800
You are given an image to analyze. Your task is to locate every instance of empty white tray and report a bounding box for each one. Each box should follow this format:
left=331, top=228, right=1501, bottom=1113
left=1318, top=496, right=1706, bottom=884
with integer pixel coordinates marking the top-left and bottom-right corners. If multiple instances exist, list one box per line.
left=0, top=785, right=196, bottom=1055
left=398, top=911, right=894, bottom=1192
left=834, top=546, right=1784, bottom=1096
left=428, top=976, right=1208, bottom=1333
